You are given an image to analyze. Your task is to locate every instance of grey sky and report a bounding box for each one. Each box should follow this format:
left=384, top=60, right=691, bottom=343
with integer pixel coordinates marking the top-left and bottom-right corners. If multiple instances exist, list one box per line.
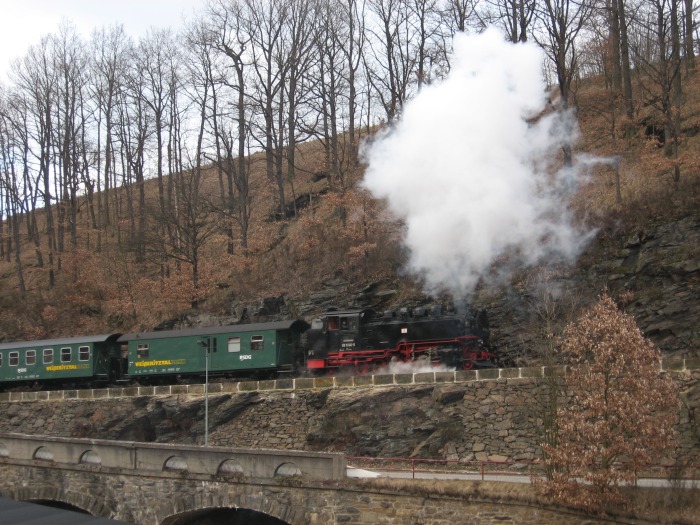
left=0, top=0, right=207, bottom=81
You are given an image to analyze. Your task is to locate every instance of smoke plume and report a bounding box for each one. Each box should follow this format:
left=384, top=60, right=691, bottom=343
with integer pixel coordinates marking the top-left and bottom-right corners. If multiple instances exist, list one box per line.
left=362, top=28, right=592, bottom=300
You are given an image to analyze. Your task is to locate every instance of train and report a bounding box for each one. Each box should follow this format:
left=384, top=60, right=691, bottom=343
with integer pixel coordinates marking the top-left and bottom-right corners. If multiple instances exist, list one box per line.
left=0, top=306, right=495, bottom=390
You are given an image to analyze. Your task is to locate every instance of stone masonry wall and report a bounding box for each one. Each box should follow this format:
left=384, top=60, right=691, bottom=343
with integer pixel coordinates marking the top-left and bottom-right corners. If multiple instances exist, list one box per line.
left=0, top=463, right=632, bottom=525
left=0, top=360, right=698, bottom=467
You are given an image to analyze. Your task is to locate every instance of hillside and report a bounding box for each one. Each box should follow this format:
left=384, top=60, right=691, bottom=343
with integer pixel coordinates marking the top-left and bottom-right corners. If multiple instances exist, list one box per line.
left=0, top=68, right=698, bottom=365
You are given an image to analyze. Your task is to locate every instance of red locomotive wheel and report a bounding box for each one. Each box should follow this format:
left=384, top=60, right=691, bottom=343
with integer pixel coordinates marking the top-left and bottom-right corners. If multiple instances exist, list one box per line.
left=462, top=360, right=474, bottom=370
left=357, top=363, right=371, bottom=375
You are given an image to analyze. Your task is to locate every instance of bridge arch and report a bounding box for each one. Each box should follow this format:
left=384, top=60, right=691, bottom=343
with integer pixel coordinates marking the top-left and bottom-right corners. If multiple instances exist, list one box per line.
left=79, top=449, right=102, bottom=465
left=8, top=484, right=119, bottom=520
left=157, top=491, right=301, bottom=525
left=33, top=446, right=54, bottom=461
left=163, top=455, right=188, bottom=471
left=162, top=507, right=291, bottom=525
left=274, top=462, right=301, bottom=477
left=217, top=459, right=244, bottom=475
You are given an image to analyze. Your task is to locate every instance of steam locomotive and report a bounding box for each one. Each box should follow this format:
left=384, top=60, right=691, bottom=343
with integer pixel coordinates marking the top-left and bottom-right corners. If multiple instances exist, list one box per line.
left=306, top=306, right=494, bottom=373
left=0, top=306, right=495, bottom=390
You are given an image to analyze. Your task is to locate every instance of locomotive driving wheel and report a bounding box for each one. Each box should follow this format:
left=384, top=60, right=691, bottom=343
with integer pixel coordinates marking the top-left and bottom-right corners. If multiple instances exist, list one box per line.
left=462, top=360, right=475, bottom=370
left=357, top=362, right=372, bottom=375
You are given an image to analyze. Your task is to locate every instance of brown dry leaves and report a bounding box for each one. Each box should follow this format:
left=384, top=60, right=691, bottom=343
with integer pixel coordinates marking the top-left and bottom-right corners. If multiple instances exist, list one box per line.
left=538, top=294, right=679, bottom=514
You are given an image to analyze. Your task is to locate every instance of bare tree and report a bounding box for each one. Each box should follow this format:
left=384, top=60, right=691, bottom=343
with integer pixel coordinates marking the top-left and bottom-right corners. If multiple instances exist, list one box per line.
left=632, top=0, right=683, bottom=181
left=443, top=0, right=478, bottom=32
left=682, top=0, right=695, bottom=71
left=13, top=37, right=59, bottom=288
left=91, top=24, right=132, bottom=245
left=487, top=0, right=538, bottom=42
left=50, top=23, right=89, bottom=270
left=0, top=90, right=28, bottom=294
left=365, top=0, right=417, bottom=121
left=341, top=0, right=366, bottom=149
left=189, top=6, right=253, bottom=254
left=535, top=0, right=594, bottom=164
left=243, top=0, right=288, bottom=215
left=117, top=47, right=152, bottom=261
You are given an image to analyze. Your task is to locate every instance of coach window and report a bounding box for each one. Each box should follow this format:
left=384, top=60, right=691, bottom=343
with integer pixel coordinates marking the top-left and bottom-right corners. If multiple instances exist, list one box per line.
left=137, top=344, right=149, bottom=358
left=26, top=350, right=36, bottom=366
left=43, top=349, right=54, bottom=364
left=79, top=346, right=90, bottom=361
left=251, top=335, right=264, bottom=351
left=9, top=352, right=19, bottom=366
left=228, top=337, right=241, bottom=352
left=61, top=347, right=72, bottom=363
left=0, top=353, right=2, bottom=367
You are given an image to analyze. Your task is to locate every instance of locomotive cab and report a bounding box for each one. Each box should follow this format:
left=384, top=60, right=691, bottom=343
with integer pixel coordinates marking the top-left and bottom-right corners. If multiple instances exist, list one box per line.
left=305, top=309, right=370, bottom=368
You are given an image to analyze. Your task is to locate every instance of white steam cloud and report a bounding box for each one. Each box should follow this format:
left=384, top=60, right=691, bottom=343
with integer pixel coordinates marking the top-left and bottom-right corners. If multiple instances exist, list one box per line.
left=362, top=28, right=591, bottom=300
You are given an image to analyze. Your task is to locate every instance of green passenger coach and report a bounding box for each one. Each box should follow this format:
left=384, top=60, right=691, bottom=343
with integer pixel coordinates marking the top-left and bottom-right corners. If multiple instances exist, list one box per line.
left=0, top=334, right=123, bottom=387
left=119, top=320, right=310, bottom=379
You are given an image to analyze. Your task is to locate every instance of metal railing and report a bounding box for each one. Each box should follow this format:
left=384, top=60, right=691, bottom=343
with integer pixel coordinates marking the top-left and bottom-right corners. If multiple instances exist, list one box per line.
left=346, top=456, right=536, bottom=481
left=346, top=455, right=700, bottom=484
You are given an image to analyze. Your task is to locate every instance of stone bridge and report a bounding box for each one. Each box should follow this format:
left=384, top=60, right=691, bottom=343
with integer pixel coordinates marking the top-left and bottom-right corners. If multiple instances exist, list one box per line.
left=0, top=433, right=622, bottom=524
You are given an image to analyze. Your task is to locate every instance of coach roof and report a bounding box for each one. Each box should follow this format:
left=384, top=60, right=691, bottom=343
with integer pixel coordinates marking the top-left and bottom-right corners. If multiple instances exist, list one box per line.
left=0, top=334, right=121, bottom=351
left=118, top=319, right=310, bottom=342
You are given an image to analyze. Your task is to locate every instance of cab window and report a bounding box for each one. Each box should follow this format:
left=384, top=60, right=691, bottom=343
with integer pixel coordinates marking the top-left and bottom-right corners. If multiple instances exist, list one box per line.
left=43, top=349, right=54, bottom=364
left=61, top=347, right=72, bottom=363
left=26, top=350, right=36, bottom=366
left=251, top=335, right=264, bottom=351
left=228, top=337, right=241, bottom=352
left=137, top=344, right=149, bottom=358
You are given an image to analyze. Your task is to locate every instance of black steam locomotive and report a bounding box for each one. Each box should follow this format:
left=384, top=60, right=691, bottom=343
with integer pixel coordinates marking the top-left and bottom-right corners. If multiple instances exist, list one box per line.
left=305, top=306, right=495, bottom=373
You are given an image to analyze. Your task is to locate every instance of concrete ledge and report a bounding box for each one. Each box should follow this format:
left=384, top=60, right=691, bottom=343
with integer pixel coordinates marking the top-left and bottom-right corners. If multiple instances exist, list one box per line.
left=455, top=370, right=477, bottom=382
left=275, top=378, right=294, bottom=390
left=434, top=372, right=455, bottom=383
left=258, top=380, right=275, bottom=391
left=477, top=369, right=499, bottom=380
left=373, top=374, right=394, bottom=386
left=414, top=372, right=435, bottom=384
left=353, top=375, right=373, bottom=386
left=2, top=359, right=696, bottom=402
left=334, top=376, right=354, bottom=388
left=685, top=358, right=700, bottom=370
left=294, top=378, right=314, bottom=390
left=520, top=367, right=543, bottom=378
left=313, top=377, right=334, bottom=389
left=0, top=432, right=346, bottom=481
left=500, top=368, right=520, bottom=379
left=394, top=374, right=414, bottom=385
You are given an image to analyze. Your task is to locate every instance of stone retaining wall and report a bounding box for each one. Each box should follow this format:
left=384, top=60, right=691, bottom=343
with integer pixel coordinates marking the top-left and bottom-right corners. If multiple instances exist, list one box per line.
left=0, top=361, right=697, bottom=466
